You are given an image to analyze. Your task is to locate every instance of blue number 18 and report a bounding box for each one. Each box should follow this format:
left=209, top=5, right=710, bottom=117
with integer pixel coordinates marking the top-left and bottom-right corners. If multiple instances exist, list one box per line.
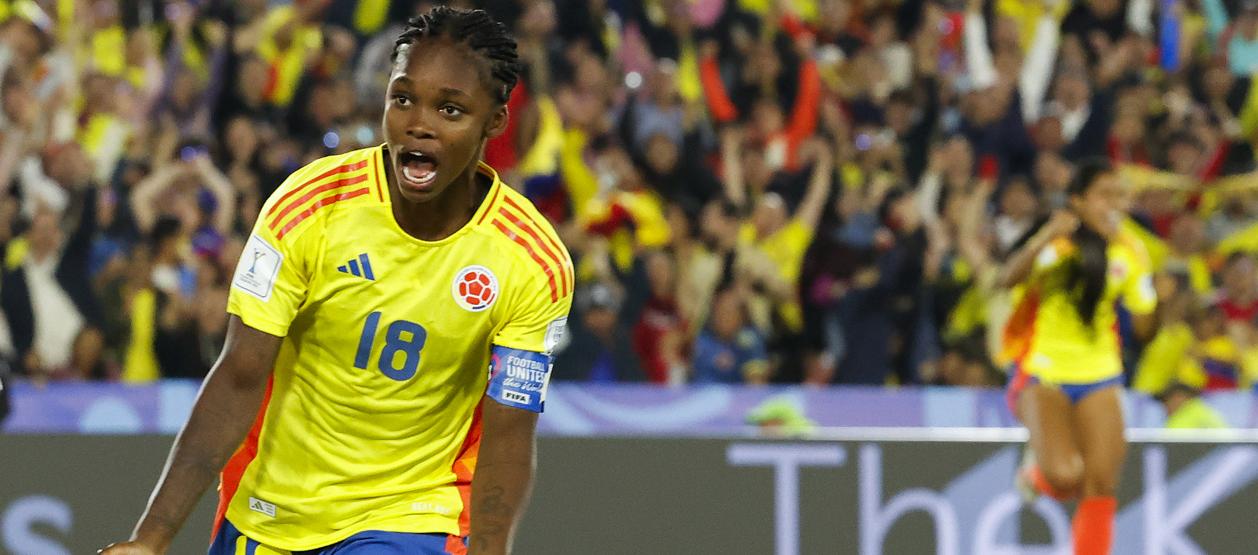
left=354, top=311, right=427, bottom=381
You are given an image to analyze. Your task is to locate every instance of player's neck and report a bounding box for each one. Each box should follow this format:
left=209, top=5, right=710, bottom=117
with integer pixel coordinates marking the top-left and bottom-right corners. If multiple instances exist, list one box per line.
left=391, top=166, right=488, bottom=241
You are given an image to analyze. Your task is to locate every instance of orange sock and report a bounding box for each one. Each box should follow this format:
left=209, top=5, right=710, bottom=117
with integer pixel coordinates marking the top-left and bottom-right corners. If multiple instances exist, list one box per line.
left=1028, top=464, right=1075, bottom=501
left=1073, top=496, right=1117, bottom=555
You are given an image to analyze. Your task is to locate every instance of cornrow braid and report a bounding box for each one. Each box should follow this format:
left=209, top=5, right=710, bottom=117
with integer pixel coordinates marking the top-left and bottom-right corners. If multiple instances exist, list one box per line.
left=391, top=7, right=522, bottom=105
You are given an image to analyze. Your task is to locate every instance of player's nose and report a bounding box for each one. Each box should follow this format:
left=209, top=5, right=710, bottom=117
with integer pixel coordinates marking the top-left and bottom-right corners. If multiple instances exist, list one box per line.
left=405, top=108, right=438, bottom=141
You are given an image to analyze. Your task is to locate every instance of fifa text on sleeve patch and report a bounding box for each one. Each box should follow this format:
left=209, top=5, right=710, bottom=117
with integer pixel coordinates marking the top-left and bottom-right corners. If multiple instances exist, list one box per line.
left=487, top=346, right=551, bottom=413
left=233, top=234, right=283, bottom=301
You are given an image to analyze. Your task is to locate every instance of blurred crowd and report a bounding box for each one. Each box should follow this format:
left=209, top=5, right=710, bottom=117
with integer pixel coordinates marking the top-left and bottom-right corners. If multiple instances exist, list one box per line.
left=2, top=0, right=1258, bottom=392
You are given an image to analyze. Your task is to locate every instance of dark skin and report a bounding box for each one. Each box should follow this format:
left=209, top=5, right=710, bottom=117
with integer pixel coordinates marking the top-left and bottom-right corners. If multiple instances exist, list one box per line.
left=1005, top=172, right=1153, bottom=501
left=102, top=38, right=534, bottom=555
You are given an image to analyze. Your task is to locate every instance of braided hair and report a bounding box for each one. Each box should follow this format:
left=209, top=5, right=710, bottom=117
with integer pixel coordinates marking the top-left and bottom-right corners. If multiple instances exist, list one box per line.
left=391, top=7, right=522, bottom=105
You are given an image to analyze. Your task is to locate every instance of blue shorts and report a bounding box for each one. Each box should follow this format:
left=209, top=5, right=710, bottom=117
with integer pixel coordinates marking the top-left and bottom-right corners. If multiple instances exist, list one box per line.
left=209, top=519, right=468, bottom=555
left=1007, top=364, right=1123, bottom=413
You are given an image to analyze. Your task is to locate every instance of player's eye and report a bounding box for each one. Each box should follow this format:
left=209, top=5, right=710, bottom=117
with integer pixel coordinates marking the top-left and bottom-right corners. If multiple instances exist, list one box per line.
left=439, top=105, right=464, bottom=117
left=391, top=95, right=412, bottom=107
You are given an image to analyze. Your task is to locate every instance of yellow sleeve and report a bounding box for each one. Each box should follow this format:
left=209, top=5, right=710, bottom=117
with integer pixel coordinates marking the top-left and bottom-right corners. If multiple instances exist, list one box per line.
left=1189, top=256, right=1213, bottom=294
left=226, top=197, right=317, bottom=338
left=1133, top=324, right=1193, bottom=395
left=1121, top=239, right=1158, bottom=316
left=486, top=251, right=574, bottom=412
left=1121, top=217, right=1169, bottom=271
left=560, top=128, right=599, bottom=221
left=492, top=258, right=574, bottom=354
left=1031, top=237, right=1073, bottom=280
left=1217, top=222, right=1258, bottom=256
left=782, top=219, right=815, bottom=257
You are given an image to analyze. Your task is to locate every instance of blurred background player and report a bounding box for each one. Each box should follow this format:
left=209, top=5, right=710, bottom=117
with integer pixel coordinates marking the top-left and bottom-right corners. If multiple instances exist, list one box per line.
left=1000, top=159, right=1157, bottom=555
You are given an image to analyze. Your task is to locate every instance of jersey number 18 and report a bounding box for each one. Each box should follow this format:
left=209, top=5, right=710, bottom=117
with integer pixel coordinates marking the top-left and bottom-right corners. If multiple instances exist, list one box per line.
left=354, top=311, right=427, bottom=381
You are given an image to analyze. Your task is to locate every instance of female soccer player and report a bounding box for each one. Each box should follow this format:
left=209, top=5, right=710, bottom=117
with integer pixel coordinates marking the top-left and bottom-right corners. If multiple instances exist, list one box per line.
left=1000, top=158, right=1156, bottom=555
left=103, top=8, right=572, bottom=555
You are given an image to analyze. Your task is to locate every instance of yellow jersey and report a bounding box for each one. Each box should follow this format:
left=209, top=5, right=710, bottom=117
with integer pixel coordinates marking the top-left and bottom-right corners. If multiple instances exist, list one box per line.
left=1002, top=231, right=1156, bottom=384
left=738, top=219, right=814, bottom=332
left=217, top=146, right=574, bottom=550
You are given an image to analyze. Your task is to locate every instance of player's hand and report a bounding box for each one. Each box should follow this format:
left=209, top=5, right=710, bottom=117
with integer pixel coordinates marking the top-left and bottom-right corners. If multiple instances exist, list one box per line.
left=1043, top=210, right=1079, bottom=240
left=98, top=541, right=160, bottom=555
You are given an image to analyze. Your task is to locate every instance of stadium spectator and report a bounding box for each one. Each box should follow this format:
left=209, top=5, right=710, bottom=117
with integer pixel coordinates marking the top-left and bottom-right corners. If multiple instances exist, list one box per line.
left=2, top=0, right=1258, bottom=387
left=691, top=286, right=769, bottom=384
left=1156, top=381, right=1229, bottom=428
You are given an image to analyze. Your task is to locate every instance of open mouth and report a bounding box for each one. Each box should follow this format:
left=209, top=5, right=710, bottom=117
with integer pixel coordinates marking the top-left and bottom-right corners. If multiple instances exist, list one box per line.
left=397, top=150, right=438, bottom=188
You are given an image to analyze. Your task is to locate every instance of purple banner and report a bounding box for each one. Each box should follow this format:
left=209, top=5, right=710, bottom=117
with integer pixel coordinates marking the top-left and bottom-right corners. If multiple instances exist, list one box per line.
left=4, top=381, right=1255, bottom=435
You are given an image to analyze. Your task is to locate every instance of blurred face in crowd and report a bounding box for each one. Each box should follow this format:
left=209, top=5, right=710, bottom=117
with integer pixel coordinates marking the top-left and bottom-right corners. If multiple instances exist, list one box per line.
left=1191, top=306, right=1227, bottom=340
left=710, top=289, right=744, bottom=340
left=1088, top=0, right=1122, bottom=17
left=885, top=97, right=912, bottom=136
left=700, top=200, right=738, bottom=249
left=518, top=0, right=557, bottom=37
left=817, top=0, right=853, bottom=35
left=1222, top=255, right=1257, bottom=299
left=1169, top=213, right=1205, bottom=255
left=171, top=69, right=201, bottom=112
left=869, top=15, right=896, bottom=48
left=0, top=19, right=44, bottom=67
left=644, top=132, right=679, bottom=176
left=1112, top=111, right=1145, bottom=144
left=584, top=302, right=617, bottom=340
left=237, top=57, right=269, bottom=105
left=383, top=38, right=508, bottom=204
left=1035, top=152, right=1073, bottom=197
left=648, top=60, right=679, bottom=105
left=1000, top=179, right=1039, bottom=221
left=752, top=98, right=786, bottom=138
left=1070, top=171, right=1123, bottom=238
left=1, top=74, right=32, bottom=123
left=225, top=117, right=260, bottom=163
left=43, top=143, right=92, bottom=189
left=741, top=147, right=772, bottom=192
left=1054, top=73, right=1089, bottom=111
left=1204, top=64, right=1234, bottom=101
left=83, top=73, right=119, bottom=115
left=1168, top=138, right=1202, bottom=175
left=599, top=146, right=644, bottom=190
left=943, top=136, right=973, bottom=182
left=1033, top=116, right=1066, bottom=151
left=752, top=193, right=789, bottom=239
left=993, top=16, right=1020, bottom=51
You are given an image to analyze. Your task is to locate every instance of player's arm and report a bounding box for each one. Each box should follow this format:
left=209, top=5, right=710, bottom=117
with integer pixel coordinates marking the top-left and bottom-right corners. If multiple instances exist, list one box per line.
left=101, top=317, right=280, bottom=554
left=468, top=395, right=539, bottom=555
left=998, top=210, right=1079, bottom=288
left=472, top=252, right=573, bottom=554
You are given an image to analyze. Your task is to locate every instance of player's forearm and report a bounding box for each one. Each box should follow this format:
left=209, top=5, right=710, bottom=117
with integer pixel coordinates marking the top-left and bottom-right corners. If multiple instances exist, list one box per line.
left=132, top=365, right=269, bottom=550
left=998, top=229, right=1054, bottom=289
left=468, top=401, right=539, bottom=555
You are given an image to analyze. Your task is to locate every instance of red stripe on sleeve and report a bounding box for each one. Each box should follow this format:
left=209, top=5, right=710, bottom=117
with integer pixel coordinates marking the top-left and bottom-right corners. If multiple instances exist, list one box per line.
left=498, top=207, right=570, bottom=297
left=275, top=188, right=372, bottom=239
left=266, top=160, right=369, bottom=218
left=491, top=219, right=560, bottom=302
left=267, top=174, right=369, bottom=232
left=372, top=151, right=386, bottom=201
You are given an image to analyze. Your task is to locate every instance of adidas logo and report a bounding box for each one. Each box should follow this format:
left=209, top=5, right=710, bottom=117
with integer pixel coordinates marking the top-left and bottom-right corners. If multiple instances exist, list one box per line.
left=337, top=253, right=375, bottom=281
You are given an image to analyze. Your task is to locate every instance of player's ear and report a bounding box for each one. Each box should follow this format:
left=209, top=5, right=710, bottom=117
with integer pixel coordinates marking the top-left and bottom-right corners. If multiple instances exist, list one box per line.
left=485, top=105, right=509, bottom=139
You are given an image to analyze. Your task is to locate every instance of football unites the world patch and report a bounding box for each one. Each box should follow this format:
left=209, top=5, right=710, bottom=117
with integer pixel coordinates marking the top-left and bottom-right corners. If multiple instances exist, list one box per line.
left=452, top=265, right=498, bottom=312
